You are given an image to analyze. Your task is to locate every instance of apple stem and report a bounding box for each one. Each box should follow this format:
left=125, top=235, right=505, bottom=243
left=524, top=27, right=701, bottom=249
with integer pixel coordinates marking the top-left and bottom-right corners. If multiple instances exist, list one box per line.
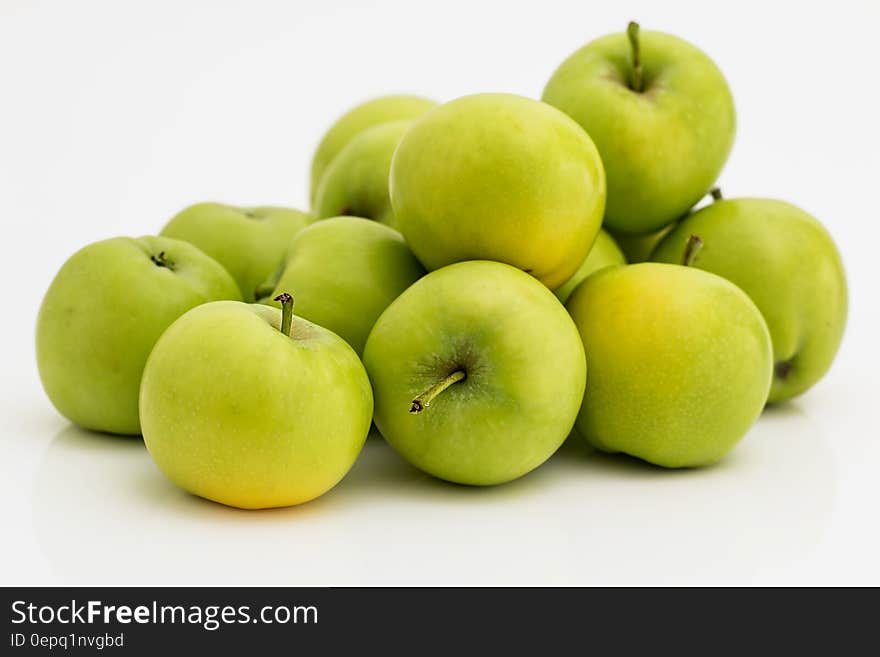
left=410, top=371, right=467, bottom=414
left=274, top=293, right=294, bottom=337
left=682, top=235, right=704, bottom=267
left=627, top=21, right=644, bottom=92
left=710, top=187, right=723, bottom=202
left=150, top=251, right=174, bottom=270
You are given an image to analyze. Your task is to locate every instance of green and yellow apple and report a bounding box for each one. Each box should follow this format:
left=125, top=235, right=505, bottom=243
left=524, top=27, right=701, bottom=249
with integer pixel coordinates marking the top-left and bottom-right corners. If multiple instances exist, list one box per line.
left=268, top=216, right=424, bottom=355
left=390, top=93, right=606, bottom=290
left=567, top=263, right=772, bottom=467
left=543, top=22, right=735, bottom=234
left=36, top=236, right=241, bottom=435
left=140, top=294, right=372, bottom=509
left=160, top=202, right=314, bottom=302
left=609, top=188, right=720, bottom=262
left=554, top=229, right=626, bottom=303
left=652, top=198, right=847, bottom=403
left=314, top=120, right=411, bottom=229
left=610, top=223, right=676, bottom=263
left=363, top=260, right=586, bottom=485
left=310, top=95, right=437, bottom=205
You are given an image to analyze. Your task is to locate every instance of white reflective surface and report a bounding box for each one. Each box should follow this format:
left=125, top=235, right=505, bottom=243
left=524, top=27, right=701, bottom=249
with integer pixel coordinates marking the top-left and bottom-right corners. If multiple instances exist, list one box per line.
left=25, top=407, right=838, bottom=585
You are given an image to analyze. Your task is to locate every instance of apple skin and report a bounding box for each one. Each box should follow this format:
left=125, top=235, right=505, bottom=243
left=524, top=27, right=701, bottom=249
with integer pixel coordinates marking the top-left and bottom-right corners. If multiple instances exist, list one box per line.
left=567, top=263, right=772, bottom=468
left=36, top=236, right=241, bottom=435
left=390, top=93, right=606, bottom=290
left=310, top=95, right=437, bottom=205
left=363, top=260, right=586, bottom=486
left=652, top=198, right=847, bottom=403
left=610, top=222, right=676, bottom=263
left=554, top=229, right=626, bottom=303
left=160, top=203, right=314, bottom=302
left=542, top=28, right=735, bottom=235
left=140, top=300, right=373, bottom=509
left=314, top=120, right=412, bottom=229
left=268, top=217, right=425, bottom=355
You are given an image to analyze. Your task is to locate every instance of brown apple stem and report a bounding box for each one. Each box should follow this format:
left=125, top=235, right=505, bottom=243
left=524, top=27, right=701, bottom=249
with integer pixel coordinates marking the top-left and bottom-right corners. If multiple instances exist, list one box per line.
left=274, top=293, right=294, bottom=337
left=150, top=251, right=174, bottom=270
left=627, top=21, right=643, bottom=92
left=410, top=371, right=467, bottom=414
left=682, top=235, right=704, bottom=266
left=710, top=187, right=723, bottom=202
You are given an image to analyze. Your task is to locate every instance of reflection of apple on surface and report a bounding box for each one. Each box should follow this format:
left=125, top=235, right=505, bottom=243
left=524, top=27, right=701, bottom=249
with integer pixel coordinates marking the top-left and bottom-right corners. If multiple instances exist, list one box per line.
left=36, top=236, right=241, bottom=435
left=566, top=262, right=772, bottom=467
left=267, top=216, right=425, bottom=356
left=390, top=93, right=606, bottom=290
left=161, top=202, right=313, bottom=302
left=314, top=120, right=412, bottom=229
left=543, top=22, right=734, bottom=235
left=554, top=229, right=626, bottom=304
left=652, top=198, right=847, bottom=403
left=140, top=294, right=373, bottom=509
left=363, top=261, right=586, bottom=486
left=309, top=95, right=437, bottom=205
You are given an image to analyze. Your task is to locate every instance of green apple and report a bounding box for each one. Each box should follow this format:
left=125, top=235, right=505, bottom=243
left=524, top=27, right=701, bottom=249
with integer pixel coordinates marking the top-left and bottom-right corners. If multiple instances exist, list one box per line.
left=554, top=229, right=626, bottom=303
left=314, top=120, right=411, bottom=229
left=310, top=95, right=437, bottom=205
left=140, top=294, right=373, bottom=509
left=161, top=203, right=313, bottom=302
left=567, top=263, right=772, bottom=467
left=36, top=237, right=241, bottom=435
left=268, top=216, right=425, bottom=355
left=390, top=93, right=606, bottom=290
left=609, top=188, right=720, bottom=262
left=543, top=22, right=735, bottom=235
left=363, top=260, right=586, bottom=485
left=610, top=223, right=676, bottom=263
left=652, top=198, right=847, bottom=403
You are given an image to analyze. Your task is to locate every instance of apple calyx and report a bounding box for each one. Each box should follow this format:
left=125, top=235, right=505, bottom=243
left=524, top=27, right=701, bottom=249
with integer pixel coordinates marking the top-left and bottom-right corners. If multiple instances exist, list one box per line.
left=681, top=235, right=704, bottom=267
left=710, top=187, right=723, bottom=202
left=775, top=360, right=793, bottom=380
left=150, top=251, right=175, bottom=270
left=627, top=21, right=644, bottom=93
left=274, top=292, right=294, bottom=337
left=410, top=370, right=467, bottom=414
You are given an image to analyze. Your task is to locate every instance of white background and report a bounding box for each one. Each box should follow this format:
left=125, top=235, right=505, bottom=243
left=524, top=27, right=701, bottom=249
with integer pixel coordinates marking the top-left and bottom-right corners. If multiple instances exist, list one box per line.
left=2, top=0, right=878, bottom=585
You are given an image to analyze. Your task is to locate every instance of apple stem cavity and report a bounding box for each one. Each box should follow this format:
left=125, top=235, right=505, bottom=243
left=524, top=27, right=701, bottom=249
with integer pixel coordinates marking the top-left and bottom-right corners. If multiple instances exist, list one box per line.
left=627, top=21, right=644, bottom=93
left=150, top=251, right=174, bottom=270
left=710, top=187, right=723, bottom=202
left=410, top=370, right=467, bottom=414
left=682, top=235, right=704, bottom=267
left=274, top=292, right=294, bottom=337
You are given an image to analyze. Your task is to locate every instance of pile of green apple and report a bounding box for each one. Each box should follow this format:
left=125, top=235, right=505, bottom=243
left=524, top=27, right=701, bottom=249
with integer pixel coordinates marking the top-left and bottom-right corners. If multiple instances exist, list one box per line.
left=35, top=22, right=847, bottom=509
